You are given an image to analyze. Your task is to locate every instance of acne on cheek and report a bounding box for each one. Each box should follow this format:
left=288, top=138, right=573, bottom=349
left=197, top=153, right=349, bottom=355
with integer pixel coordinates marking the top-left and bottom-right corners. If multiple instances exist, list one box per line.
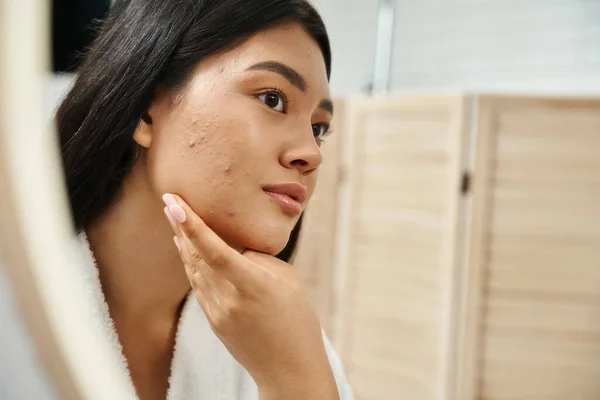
left=187, top=135, right=207, bottom=149
left=186, top=110, right=219, bottom=148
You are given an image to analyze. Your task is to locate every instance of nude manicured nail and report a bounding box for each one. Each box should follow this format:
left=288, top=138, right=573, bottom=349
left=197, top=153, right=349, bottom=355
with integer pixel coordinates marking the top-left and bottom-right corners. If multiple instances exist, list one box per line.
left=164, top=207, right=177, bottom=227
left=162, top=193, right=177, bottom=207
left=173, top=236, right=181, bottom=252
left=162, top=193, right=187, bottom=223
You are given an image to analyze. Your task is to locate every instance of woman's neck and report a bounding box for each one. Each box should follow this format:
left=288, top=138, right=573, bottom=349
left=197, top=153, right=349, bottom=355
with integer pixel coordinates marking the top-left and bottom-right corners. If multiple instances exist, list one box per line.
left=86, top=168, right=190, bottom=324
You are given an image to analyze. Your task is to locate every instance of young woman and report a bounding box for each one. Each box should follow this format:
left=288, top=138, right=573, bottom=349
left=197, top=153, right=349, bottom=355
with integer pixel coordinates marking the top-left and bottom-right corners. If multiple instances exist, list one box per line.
left=56, top=0, right=352, bottom=399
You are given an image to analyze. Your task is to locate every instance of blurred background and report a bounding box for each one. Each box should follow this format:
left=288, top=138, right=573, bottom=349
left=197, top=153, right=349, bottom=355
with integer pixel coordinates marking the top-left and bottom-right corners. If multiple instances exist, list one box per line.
left=2, top=0, right=600, bottom=399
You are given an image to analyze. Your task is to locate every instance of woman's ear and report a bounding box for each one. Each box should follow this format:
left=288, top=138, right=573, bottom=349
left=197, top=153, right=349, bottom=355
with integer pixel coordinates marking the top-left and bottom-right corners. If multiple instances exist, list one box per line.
left=141, top=112, right=153, bottom=124
left=133, top=86, right=168, bottom=148
left=133, top=110, right=154, bottom=149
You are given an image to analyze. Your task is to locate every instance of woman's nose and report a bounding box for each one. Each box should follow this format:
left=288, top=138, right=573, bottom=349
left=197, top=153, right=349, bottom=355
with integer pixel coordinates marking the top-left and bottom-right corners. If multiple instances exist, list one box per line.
left=280, top=130, right=323, bottom=175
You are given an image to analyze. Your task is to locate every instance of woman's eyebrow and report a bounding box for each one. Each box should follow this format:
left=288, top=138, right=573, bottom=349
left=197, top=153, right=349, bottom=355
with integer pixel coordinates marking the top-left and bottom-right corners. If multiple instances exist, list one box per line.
left=319, top=99, right=334, bottom=115
left=245, top=61, right=334, bottom=115
left=246, top=61, right=307, bottom=92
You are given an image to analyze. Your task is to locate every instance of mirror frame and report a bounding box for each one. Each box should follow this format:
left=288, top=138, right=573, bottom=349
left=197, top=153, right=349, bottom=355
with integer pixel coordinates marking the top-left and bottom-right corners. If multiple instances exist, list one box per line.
left=0, top=1, right=134, bottom=398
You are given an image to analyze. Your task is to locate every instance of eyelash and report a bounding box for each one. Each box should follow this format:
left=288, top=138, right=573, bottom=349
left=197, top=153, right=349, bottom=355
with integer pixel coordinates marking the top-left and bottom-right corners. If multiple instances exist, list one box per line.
left=314, top=124, right=332, bottom=143
left=257, top=87, right=333, bottom=143
left=259, top=87, right=289, bottom=112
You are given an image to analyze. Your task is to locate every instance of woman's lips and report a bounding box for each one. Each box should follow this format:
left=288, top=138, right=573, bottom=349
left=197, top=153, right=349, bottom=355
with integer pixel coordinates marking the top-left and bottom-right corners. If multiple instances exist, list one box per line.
left=264, top=191, right=302, bottom=216
left=262, top=183, right=307, bottom=216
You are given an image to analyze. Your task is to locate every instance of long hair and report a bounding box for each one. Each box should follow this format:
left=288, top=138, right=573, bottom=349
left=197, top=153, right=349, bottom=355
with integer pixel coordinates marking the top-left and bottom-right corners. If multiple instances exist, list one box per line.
left=56, top=0, right=331, bottom=261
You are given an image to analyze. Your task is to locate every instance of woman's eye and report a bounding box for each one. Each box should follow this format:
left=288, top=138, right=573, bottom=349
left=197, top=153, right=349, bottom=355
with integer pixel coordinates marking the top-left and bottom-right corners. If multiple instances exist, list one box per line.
left=312, top=123, right=330, bottom=140
left=258, top=91, right=285, bottom=112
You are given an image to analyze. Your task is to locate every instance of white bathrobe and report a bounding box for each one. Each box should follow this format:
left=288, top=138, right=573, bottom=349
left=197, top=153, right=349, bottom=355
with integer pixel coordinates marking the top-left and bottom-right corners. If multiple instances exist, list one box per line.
left=75, top=234, right=353, bottom=399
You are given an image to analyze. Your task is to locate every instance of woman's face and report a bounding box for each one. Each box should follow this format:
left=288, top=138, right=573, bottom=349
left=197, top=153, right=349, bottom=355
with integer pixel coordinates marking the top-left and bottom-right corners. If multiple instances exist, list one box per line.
left=135, top=23, right=333, bottom=255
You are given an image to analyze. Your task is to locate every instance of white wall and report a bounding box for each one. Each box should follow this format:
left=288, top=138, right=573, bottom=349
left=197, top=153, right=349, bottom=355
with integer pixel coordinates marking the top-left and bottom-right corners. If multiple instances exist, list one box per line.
left=312, top=0, right=379, bottom=96
left=314, top=0, right=600, bottom=96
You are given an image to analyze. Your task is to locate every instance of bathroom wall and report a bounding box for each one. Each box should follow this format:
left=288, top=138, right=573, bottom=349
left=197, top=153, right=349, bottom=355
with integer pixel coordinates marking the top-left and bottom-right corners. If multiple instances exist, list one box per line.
left=314, top=0, right=600, bottom=96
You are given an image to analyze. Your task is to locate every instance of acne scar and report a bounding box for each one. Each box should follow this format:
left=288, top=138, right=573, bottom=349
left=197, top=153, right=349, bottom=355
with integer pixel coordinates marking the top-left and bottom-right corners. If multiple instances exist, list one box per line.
left=224, top=164, right=232, bottom=174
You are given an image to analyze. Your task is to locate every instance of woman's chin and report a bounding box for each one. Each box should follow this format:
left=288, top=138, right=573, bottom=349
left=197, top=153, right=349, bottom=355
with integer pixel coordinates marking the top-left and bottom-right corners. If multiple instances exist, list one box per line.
left=240, top=229, right=291, bottom=255
left=249, top=224, right=297, bottom=255
left=209, top=218, right=292, bottom=256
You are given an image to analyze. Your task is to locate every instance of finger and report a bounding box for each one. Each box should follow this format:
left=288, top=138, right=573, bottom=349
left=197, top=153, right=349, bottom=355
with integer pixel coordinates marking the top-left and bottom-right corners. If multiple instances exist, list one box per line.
left=183, top=235, right=237, bottom=311
left=184, top=261, right=215, bottom=320
left=178, top=232, right=223, bottom=318
left=180, top=232, right=236, bottom=305
left=164, top=206, right=184, bottom=239
left=178, top=228, right=221, bottom=299
left=167, top=207, right=220, bottom=301
left=162, top=193, right=259, bottom=290
left=180, top=236, right=241, bottom=335
left=167, top=206, right=235, bottom=313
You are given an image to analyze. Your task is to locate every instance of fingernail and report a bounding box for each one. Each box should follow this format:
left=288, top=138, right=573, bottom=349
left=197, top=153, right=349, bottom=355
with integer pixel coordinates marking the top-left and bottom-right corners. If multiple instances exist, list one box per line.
left=162, top=193, right=187, bottom=223
left=164, top=207, right=177, bottom=227
left=170, top=205, right=186, bottom=223
left=162, top=193, right=177, bottom=207
left=173, top=236, right=181, bottom=252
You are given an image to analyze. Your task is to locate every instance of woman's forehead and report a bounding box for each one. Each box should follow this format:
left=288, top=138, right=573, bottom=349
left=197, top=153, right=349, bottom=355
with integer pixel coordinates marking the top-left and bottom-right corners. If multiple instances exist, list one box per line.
left=221, top=25, right=327, bottom=78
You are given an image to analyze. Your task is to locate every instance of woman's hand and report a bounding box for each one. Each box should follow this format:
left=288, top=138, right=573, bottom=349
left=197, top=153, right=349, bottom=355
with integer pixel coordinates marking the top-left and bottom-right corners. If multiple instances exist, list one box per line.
left=162, top=193, right=339, bottom=399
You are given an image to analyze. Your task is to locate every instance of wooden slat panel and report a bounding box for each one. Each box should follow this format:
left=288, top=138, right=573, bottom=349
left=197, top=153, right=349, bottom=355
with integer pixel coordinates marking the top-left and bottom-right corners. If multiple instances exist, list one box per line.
left=474, top=97, right=600, bottom=400
left=335, top=95, right=467, bottom=400
left=348, top=364, right=436, bottom=400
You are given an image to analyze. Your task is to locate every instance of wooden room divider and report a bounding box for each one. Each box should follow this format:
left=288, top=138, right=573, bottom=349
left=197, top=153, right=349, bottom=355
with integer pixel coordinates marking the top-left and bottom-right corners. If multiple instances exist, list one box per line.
left=293, top=94, right=600, bottom=400
left=457, top=96, right=600, bottom=400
